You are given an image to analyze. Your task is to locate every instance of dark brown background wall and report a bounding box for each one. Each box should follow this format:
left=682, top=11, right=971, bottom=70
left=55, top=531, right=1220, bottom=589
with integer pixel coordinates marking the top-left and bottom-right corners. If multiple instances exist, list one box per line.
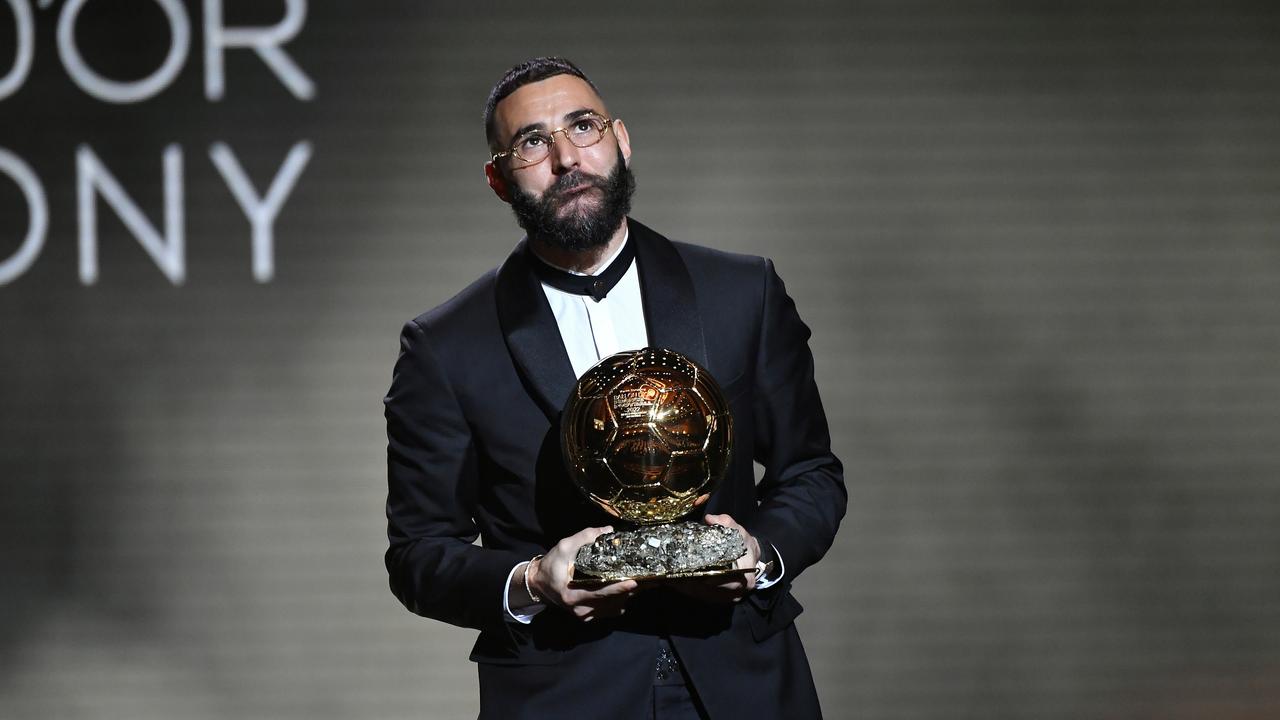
left=1, top=2, right=1278, bottom=718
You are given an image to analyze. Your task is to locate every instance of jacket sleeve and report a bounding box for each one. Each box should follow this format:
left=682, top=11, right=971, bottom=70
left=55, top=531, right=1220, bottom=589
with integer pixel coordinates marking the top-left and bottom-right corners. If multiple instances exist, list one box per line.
left=744, top=259, right=847, bottom=581
left=384, top=318, right=525, bottom=631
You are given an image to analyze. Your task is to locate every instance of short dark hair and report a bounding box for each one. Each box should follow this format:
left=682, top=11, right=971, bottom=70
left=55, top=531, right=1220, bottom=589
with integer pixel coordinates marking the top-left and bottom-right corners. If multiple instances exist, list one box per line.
left=484, top=57, right=600, bottom=153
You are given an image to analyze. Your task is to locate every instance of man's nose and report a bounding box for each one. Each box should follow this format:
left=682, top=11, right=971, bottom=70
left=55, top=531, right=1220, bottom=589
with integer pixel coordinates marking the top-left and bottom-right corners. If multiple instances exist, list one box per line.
left=549, top=133, right=580, bottom=173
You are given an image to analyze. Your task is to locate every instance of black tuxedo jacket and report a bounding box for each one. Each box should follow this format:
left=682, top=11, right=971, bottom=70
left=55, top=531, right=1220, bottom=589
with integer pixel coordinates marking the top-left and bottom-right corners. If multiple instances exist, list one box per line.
left=385, top=219, right=845, bottom=719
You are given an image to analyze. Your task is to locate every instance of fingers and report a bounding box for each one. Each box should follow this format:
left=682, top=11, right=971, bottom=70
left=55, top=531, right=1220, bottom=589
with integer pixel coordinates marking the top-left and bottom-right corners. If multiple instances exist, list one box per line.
left=704, top=514, right=761, bottom=568
left=549, top=526, right=613, bottom=567
left=665, top=566, right=757, bottom=604
left=571, top=525, right=614, bottom=545
left=536, top=526, right=616, bottom=594
left=535, top=526, right=636, bottom=618
left=590, top=579, right=639, bottom=598
left=562, top=578, right=638, bottom=611
left=703, top=513, right=741, bottom=531
left=704, top=513, right=750, bottom=547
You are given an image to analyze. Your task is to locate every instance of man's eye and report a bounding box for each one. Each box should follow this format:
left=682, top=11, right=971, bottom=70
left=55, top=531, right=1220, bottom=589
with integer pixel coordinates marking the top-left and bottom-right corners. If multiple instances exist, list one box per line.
left=519, top=135, right=547, bottom=150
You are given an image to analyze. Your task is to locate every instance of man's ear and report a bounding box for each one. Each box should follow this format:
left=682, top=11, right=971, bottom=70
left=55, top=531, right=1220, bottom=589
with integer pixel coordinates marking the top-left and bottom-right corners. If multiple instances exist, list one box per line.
left=485, top=161, right=511, bottom=203
left=613, top=118, right=632, bottom=168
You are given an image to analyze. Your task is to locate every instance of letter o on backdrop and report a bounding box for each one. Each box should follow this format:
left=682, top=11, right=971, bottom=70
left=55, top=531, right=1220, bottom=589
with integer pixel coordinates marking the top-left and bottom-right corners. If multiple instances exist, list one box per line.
left=57, top=0, right=191, bottom=104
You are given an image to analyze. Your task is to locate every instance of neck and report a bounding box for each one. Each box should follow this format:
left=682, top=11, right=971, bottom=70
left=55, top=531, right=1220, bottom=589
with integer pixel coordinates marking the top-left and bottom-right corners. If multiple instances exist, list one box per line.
left=529, top=219, right=628, bottom=275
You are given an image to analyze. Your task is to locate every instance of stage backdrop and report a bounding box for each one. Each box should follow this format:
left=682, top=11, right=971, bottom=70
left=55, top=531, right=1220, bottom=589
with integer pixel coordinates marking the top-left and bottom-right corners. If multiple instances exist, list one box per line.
left=2, top=2, right=1279, bottom=718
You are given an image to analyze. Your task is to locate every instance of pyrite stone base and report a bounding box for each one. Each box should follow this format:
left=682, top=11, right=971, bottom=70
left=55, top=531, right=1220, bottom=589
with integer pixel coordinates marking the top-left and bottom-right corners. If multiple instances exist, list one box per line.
left=571, top=521, right=748, bottom=584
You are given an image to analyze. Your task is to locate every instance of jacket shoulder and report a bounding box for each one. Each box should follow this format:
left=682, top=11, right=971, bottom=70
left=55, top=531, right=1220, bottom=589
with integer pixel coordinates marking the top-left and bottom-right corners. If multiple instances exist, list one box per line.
left=407, top=267, right=501, bottom=340
left=668, top=238, right=770, bottom=296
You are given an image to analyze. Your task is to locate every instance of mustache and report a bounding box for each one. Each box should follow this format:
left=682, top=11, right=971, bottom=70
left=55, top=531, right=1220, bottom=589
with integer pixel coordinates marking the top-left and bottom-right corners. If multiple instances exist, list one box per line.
left=547, top=170, right=607, bottom=198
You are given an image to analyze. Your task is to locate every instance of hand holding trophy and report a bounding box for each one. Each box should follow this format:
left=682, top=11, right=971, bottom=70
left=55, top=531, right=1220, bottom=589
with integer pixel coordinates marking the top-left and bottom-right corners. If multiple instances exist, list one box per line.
left=562, top=347, right=751, bottom=585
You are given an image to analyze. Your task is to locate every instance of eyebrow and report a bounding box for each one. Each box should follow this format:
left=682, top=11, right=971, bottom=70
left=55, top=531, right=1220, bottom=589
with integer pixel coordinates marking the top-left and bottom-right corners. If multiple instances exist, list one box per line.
left=507, top=108, right=601, bottom=145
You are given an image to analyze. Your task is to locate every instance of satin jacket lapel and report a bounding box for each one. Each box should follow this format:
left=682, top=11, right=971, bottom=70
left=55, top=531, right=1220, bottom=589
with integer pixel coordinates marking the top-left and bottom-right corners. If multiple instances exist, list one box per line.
left=495, top=239, right=578, bottom=420
left=630, top=218, right=709, bottom=370
left=495, top=222, right=709, bottom=418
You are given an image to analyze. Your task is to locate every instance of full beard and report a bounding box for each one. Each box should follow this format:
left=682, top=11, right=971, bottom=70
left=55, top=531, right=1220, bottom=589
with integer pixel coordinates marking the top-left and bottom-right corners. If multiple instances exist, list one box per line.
left=508, top=150, right=636, bottom=252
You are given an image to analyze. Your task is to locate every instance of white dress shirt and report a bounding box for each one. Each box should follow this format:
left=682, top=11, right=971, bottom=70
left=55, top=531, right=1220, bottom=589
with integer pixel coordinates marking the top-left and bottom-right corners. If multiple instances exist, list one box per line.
left=538, top=231, right=650, bottom=377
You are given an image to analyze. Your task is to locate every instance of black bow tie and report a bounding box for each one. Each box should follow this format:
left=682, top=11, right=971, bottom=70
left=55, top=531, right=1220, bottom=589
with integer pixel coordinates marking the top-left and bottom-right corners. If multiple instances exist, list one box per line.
left=529, top=238, right=636, bottom=302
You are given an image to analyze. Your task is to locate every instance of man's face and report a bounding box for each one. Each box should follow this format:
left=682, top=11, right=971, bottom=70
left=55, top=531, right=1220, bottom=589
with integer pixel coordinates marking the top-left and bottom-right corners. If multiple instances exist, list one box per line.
left=487, top=74, right=634, bottom=251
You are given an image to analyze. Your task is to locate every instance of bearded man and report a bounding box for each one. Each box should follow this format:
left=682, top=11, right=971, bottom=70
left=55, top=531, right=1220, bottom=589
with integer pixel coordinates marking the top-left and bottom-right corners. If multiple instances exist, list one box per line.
left=384, top=57, right=845, bottom=719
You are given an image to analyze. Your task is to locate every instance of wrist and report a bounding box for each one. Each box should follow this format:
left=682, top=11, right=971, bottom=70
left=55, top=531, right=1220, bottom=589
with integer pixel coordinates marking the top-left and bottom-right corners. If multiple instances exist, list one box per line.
left=751, top=536, right=775, bottom=580
left=523, top=555, right=545, bottom=604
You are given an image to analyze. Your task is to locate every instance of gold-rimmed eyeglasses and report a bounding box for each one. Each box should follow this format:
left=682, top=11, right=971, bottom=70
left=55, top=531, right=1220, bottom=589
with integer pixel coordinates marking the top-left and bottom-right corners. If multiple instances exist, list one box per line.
left=492, top=114, right=615, bottom=167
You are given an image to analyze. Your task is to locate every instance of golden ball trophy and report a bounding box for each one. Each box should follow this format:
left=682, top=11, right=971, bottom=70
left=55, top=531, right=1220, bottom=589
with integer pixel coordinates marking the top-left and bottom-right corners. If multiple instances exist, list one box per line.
left=562, top=347, right=751, bottom=584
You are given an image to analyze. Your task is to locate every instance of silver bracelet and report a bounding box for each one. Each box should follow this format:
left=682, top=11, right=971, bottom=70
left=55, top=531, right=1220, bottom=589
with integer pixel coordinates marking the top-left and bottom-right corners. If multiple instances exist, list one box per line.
left=523, top=554, right=544, bottom=604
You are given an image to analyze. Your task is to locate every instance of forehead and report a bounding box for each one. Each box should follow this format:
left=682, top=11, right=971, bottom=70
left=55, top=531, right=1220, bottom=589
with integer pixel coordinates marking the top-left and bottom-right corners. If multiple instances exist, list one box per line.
left=493, top=74, right=608, bottom=137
